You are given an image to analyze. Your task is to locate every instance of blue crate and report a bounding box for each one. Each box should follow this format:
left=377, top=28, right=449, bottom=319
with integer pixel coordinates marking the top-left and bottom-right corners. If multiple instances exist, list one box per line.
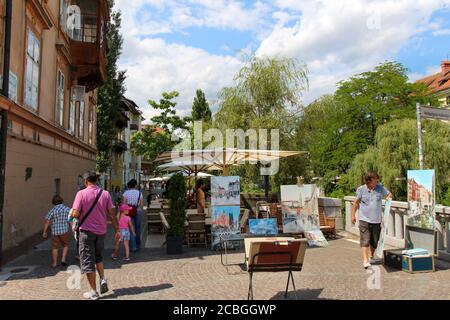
left=402, top=255, right=435, bottom=273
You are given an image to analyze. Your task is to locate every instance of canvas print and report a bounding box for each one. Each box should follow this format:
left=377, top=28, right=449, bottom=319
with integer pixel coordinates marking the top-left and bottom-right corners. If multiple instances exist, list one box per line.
left=407, top=170, right=435, bottom=230
left=281, top=185, right=320, bottom=234
left=211, top=206, right=241, bottom=250
left=211, top=176, right=241, bottom=206
left=305, top=230, right=328, bottom=247
left=249, top=219, right=278, bottom=235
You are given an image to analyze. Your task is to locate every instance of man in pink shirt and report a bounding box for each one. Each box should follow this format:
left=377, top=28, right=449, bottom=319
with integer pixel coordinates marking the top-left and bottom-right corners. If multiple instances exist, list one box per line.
left=70, top=172, right=120, bottom=300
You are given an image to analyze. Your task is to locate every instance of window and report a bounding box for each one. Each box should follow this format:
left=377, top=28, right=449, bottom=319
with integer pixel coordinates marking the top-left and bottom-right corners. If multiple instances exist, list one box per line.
left=69, top=96, right=75, bottom=135
left=88, top=105, right=94, bottom=144
left=446, top=96, right=450, bottom=106
left=55, top=70, right=65, bottom=126
left=59, top=0, right=69, bottom=32
left=9, top=71, right=17, bottom=103
left=78, top=100, right=84, bottom=140
left=55, top=178, right=61, bottom=196
left=24, top=29, right=40, bottom=110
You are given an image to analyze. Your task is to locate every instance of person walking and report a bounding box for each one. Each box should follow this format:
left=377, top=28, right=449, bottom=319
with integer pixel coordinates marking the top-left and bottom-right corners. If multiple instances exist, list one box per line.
left=351, top=171, right=392, bottom=269
left=112, top=204, right=136, bottom=262
left=123, top=179, right=144, bottom=252
left=43, top=195, right=71, bottom=268
left=70, top=172, right=121, bottom=300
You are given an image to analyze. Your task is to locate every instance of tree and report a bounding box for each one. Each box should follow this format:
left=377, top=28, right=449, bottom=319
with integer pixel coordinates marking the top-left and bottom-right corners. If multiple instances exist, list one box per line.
left=192, top=89, right=212, bottom=122
left=342, top=119, right=450, bottom=204
left=298, top=61, right=437, bottom=193
left=150, top=91, right=188, bottom=134
left=215, top=55, right=309, bottom=191
left=96, top=0, right=126, bottom=173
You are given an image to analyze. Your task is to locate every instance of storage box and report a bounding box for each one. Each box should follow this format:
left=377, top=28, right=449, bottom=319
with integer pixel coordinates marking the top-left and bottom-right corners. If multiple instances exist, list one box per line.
left=402, top=255, right=435, bottom=273
left=383, top=249, right=404, bottom=270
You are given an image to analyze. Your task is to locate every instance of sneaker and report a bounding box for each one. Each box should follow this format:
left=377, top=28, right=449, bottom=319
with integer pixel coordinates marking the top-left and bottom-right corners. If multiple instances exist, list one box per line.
left=83, top=290, right=100, bottom=300
left=123, top=257, right=130, bottom=262
left=100, top=278, right=109, bottom=294
left=61, top=262, right=68, bottom=268
left=363, top=262, right=372, bottom=269
left=111, top=254, right=118, bottom=261
left=369, top=257, right=380, bottom=265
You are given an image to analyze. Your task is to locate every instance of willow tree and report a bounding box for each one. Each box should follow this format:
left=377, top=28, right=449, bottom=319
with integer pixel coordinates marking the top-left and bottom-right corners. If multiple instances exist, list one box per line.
left=343, top=119, right=450, bottom=204
left=215, top=55, right=309, bottom=191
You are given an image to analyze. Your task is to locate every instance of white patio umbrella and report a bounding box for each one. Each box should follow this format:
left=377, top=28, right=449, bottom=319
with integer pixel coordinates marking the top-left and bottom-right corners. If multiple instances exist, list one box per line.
left=149, top=177, right=164, bottom=182
left=157, top=160, right=223, bottom=175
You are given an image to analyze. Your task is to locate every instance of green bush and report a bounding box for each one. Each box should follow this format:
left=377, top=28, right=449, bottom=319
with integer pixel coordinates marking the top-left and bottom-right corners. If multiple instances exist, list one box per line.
left=167, top=173, right=187, bottom=237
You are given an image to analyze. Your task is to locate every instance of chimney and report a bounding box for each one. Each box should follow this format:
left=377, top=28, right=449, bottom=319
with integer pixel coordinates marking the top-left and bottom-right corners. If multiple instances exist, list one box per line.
left=442, top=60, right=450, bottom=74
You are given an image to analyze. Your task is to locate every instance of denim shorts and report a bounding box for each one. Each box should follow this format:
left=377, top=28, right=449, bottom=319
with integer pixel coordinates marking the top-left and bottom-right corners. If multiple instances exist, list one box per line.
left=120, top=229, right=131, bottom=241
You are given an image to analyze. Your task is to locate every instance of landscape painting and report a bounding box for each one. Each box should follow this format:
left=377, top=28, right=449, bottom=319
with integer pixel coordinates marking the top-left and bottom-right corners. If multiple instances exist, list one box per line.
left=305, top=230, right=329, bottom=247
left=211, top=206, right=241, bottom=250
left=407, top=170, right=435, bottom=230
left=211, top=176, right=241, bottom=206
left=248, top=219, right=278, bottom=236
left=281, top=184, right=320, bottom=234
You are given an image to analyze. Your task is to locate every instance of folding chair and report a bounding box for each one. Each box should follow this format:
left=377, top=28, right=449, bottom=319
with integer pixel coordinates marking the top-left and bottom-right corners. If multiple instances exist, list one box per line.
left=186, top=214, right=207, bottom=248
left=245, top=238, right=307, bottom=300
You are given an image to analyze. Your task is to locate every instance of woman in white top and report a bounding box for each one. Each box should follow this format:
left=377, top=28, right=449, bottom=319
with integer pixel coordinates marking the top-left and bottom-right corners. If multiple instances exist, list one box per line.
left=122, top=179, right=144, bottom=252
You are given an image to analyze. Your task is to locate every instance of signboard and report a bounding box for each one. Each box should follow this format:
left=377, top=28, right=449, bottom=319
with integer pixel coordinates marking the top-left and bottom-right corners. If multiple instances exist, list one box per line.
left=421, top=106, right=450, bottom=121
left=407, top=170, right=436, bottom=231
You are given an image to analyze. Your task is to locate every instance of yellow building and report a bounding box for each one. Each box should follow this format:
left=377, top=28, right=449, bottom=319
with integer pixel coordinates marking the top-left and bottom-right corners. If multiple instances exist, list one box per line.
left=0, top=0, right=108, bottom=264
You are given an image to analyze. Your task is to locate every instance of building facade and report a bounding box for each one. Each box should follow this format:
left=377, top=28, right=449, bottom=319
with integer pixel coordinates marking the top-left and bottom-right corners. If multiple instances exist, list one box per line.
left=110, top=97, right=144, bottom=191
left=0, top=0, right=108, bottom=264
left=417, top=60, right=450, bottom=107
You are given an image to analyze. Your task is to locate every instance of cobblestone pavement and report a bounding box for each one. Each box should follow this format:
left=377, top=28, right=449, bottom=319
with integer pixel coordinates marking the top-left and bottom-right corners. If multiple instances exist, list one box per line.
left=1, top=229, right=450, bottom=300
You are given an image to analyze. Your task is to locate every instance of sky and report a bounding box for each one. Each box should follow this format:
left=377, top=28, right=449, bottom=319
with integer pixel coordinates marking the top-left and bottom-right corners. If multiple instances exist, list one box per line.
left=114, top=0, right=450, bottom=122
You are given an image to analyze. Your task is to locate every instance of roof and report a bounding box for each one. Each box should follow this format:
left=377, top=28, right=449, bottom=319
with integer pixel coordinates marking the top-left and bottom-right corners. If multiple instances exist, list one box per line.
left=416, top=62, right=450, bottom=96
left=121, top=96, right=144, bottom=117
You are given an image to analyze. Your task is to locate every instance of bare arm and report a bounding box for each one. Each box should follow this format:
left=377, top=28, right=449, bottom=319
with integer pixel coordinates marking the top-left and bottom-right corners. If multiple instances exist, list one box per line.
left=351, top=200, right=360, bottom=224
left=109, top=208, right=120, bottom=233
left=129, top=220, right=136, bottom=236
left=43, top=220, right=51, bottom=238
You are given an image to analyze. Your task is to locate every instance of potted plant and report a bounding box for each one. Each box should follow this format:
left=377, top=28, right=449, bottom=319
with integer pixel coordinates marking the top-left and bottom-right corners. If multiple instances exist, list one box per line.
left=166, top=173, right=187, bottom=254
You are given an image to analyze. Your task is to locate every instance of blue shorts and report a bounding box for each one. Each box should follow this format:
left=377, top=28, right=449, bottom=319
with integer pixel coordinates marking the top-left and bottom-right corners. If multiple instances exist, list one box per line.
left=120, top=229, right=131, bottom=241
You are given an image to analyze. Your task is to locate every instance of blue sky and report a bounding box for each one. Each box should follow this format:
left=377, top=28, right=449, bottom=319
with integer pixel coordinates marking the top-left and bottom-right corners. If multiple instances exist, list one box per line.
left=408, top=170, right=435, bottom=191
left=114, top=0, right=450, bottom=120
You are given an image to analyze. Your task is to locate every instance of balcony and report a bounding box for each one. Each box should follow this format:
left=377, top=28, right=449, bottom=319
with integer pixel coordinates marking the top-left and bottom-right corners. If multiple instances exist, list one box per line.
left=68, top=0, right=108, bottom=92
left=130, top=123, right=139, bottom=131
left=115, top=112, right=129, bottom=129
left=113, top=139, right=128, bottom=153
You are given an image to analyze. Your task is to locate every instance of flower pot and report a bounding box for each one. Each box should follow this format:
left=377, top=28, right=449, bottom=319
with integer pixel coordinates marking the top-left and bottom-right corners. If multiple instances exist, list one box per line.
left=166, top=235, right=183, bottom=255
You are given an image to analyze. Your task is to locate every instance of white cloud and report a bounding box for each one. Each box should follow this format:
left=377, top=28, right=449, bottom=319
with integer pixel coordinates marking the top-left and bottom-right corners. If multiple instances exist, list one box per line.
left=433, top=28, right=450, bottom=36
left=118, top=37, right=242, bottom=121
left=258, top=0, right=450, bottom=103
left=115, top=0, right=450, bottom=121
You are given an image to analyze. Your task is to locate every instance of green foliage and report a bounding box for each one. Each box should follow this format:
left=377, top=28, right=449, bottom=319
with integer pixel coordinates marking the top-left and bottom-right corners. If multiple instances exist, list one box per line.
left=192, top=89, right=212, bottom=122
left=215, top=55, right=309, bottom=187
left=344, top=119, right=450, bottom=203
left=131, top=126, right=173, bottom=163
left=167, top=173, right=187, bottom=237
left=96, top=2, right=126, bottom=173
left=298, top=61, right=437, bottom=193
left=150, top=91, right=189, bottom=134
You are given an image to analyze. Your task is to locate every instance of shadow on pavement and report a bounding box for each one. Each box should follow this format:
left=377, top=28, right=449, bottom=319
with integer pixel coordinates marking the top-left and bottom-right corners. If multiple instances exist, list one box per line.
left=269, top=288, right=332, bottom=300
left=102, top=283, right=173, bottom=299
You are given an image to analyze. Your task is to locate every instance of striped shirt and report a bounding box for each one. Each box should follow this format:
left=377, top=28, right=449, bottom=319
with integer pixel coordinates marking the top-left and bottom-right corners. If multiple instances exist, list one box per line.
left=45, top=204, right=70, bottom=236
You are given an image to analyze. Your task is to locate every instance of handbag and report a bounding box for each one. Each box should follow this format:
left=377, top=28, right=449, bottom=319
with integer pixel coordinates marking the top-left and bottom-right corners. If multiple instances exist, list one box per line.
left=128, top=192, right=141, bottom=218
left=72, top=189, right=104, bottom=240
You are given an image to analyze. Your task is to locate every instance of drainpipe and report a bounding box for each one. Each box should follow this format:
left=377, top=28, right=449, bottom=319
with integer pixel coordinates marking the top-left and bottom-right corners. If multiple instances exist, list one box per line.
left=0, top=0, right=12, bottom=271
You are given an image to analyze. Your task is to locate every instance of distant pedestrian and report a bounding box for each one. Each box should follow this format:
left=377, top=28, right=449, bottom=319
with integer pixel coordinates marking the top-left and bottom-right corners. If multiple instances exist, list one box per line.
left=70, top=172, right=121, bottom=300
left=196, top=179, right=206, bottom=214
left=123, top=179, right=144, bottom=252
left=112, top=204, right=136, bottom=262
left=147, top=192, right=152, bottom=208
left=113, top=186, right=122, bottom=206
left=43, top=195, right=71, bottom=268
